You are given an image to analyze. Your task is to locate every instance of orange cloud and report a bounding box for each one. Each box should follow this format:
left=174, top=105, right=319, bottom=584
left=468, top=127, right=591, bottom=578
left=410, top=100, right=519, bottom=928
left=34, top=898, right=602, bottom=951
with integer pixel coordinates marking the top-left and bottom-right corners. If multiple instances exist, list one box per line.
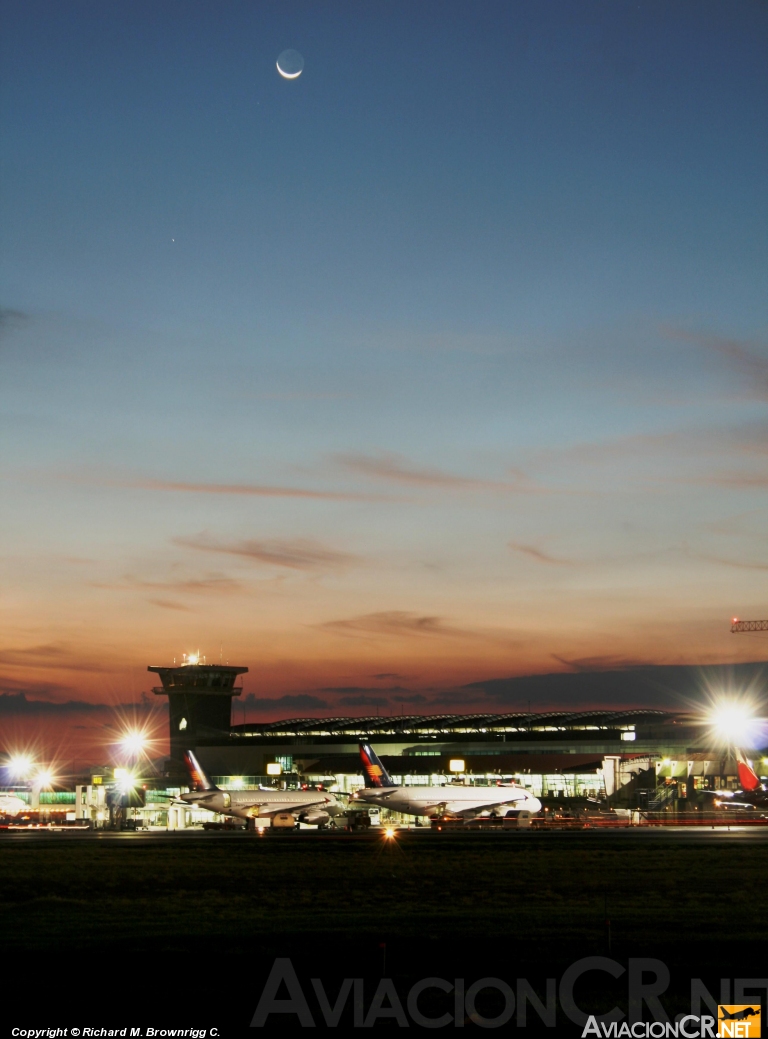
left=550, top=654, right=658, bottom=672
left=0, top=643, right=114, bottom=673
left=663, top=327, right=768, bottom=396
left=334, top=452, right=541, bottom=493
left=510, top=542, right=574, bottom=565
left=175, top=534, right=358, bottom=571
left=690, top=553, right=768, bottom=571
left=97, top=574, right=245, bottom=595
left=318, top=611, right=483, bottom=639
left=61, top=473, right=398, bottom=502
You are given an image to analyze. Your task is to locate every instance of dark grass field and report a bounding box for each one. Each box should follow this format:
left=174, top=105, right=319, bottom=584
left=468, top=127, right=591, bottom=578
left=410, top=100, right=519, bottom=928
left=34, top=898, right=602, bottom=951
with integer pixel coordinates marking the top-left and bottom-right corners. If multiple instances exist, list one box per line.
left=2, top=829, right=766, bottom=1032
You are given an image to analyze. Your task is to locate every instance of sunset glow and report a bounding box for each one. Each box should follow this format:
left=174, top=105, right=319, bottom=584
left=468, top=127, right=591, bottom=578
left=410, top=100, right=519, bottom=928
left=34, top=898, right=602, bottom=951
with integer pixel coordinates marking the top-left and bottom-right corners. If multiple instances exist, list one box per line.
left=1, top=3, right=766, bottom=767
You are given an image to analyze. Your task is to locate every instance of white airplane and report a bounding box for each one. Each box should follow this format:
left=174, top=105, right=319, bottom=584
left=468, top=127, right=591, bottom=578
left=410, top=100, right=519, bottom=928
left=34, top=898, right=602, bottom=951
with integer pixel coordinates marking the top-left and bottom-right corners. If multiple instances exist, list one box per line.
left=354, top=742, right=542, bottom=819
left=0, top=792, right=28, bottom=816
left=179, top=750, right=341, bottom=827
left=698, top=749, right=768, bottom=811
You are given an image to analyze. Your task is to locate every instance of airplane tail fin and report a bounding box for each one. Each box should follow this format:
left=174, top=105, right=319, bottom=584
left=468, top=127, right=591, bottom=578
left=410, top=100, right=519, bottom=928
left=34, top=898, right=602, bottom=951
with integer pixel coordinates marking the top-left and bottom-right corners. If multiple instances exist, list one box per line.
left=359, top=742, right=394, bottom=788
left=735, top=748, right=761, bottom=792
left=183, top=750, right=218, bottom=792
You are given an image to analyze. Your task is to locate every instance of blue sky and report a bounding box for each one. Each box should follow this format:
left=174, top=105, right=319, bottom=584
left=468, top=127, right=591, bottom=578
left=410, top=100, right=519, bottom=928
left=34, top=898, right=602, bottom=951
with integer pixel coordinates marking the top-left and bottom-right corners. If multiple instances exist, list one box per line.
left=1, top=1, right=767, bottom=731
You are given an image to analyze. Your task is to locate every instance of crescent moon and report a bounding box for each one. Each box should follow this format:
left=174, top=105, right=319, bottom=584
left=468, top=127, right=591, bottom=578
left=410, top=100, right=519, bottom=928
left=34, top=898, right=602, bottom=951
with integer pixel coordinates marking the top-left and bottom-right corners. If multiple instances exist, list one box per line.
left=276, top=63, right=302, bottom=80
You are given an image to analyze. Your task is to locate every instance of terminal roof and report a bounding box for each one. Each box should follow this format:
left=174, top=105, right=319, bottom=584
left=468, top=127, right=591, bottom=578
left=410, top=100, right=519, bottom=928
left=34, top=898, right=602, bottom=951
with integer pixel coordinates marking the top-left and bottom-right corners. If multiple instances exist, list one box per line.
left=231, top=708, right=687, bottom=737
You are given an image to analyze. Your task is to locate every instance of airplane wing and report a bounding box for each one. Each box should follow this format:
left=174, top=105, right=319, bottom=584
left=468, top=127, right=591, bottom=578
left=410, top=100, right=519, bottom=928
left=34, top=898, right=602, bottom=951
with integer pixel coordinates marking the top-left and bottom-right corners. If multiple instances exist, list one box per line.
left=241, top=797, right=330, bottom=817
left=355, top=788, right=399, bottom=802
left=441, top=794, right=528, bottom=818
left=421, top=802, right=448, bottom=816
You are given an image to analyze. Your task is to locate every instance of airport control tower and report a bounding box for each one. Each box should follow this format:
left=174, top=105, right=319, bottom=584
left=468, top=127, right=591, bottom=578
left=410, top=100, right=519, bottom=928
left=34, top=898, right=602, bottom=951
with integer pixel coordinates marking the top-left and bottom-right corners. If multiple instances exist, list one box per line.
left=149, top=658, right=248, bottom=763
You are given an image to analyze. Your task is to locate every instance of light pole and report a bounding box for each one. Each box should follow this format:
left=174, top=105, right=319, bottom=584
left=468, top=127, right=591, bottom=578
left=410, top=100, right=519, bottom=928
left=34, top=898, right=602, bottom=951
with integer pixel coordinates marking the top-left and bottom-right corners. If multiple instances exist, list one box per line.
left=118, top=731, right=149, bottom=829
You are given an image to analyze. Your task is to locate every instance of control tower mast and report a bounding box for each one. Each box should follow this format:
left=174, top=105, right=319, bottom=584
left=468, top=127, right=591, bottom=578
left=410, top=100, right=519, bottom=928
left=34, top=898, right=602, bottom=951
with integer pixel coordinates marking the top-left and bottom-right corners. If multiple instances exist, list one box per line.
left=149, top=658, right=248, bottom=763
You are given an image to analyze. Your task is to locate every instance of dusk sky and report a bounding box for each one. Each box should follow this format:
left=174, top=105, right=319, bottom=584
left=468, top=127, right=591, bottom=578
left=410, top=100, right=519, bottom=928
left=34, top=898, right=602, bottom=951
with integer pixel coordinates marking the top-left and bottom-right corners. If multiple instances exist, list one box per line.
left=1, top=1, right=767, bottom=754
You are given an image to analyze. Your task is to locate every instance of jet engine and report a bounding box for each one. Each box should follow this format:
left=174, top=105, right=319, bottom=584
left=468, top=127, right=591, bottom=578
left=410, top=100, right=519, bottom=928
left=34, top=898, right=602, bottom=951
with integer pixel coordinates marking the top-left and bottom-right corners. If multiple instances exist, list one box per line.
left=297, top=809, right=330, bottom=826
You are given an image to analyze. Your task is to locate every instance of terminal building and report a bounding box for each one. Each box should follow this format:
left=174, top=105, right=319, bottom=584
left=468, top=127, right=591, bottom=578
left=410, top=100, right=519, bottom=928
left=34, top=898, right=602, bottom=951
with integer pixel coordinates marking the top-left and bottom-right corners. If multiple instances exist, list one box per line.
left=2, top=658, right=765, bottom=829
left=147, top=659, right=767, bottom=818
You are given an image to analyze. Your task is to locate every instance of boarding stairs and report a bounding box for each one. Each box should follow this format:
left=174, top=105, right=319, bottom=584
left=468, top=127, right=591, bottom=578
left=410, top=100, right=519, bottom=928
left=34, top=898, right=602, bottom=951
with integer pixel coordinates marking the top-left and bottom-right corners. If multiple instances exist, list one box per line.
left=646, top=784, right=677, bottom=812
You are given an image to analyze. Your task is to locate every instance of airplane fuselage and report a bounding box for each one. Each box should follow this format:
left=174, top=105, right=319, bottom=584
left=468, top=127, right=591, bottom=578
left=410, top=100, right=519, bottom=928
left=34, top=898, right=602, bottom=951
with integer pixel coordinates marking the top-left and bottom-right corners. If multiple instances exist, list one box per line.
left=179, top=787, right=340, bottom=822
left=355, top=783, right=541, bottom=818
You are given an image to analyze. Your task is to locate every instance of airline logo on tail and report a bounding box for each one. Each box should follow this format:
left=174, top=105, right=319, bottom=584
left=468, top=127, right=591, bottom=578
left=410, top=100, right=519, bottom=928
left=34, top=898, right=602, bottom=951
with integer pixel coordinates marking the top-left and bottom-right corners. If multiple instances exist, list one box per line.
left=359, top=743, right=393, bottom=788
left=183, top=750, right=216, bottom=792
left=736, top=749, right=762, bottom=792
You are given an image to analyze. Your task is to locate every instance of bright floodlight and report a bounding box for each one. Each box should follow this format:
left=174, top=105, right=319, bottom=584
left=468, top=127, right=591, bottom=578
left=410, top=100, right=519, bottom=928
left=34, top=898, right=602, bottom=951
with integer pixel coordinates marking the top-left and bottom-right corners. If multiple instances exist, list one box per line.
left=266, top=763, right=282, bottom=776
left=7, top=755, right=33, bottom=779
left=35, top=769, right=53, bottom=787
left=121, top=731, right=147, bottom=756
left=114, top=767, right=135, bottom=792
left=708, top=702, right=756, bottom=746
left=384, top=826, right=396, bottom=839
left=449, top=759, right=465, bottom=773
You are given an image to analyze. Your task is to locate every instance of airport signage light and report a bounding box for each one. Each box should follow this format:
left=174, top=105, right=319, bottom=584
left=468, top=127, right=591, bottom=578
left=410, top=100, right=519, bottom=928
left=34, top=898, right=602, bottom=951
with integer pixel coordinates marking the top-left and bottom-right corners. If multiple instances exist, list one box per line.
left=449, top=759, right=465, bottom=773
left=266, top=763, right=282, bottom=776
